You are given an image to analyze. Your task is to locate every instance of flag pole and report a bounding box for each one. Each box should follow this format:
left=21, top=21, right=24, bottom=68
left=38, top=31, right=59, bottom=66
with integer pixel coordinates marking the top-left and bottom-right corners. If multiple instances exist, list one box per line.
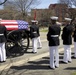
left=34, top=9, right=36, bottom=20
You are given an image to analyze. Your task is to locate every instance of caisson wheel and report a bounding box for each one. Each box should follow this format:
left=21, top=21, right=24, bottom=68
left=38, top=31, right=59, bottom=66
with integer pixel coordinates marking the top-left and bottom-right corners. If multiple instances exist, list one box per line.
left=6, top=30, right=29, bottom=57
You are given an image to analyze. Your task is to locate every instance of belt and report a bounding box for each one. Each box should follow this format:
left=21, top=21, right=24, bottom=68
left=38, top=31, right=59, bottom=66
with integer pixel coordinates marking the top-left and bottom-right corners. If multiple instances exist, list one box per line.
left=0, top=34, right=4, bottom=36
left=33, top=32, right=36, bottom=33
left=51, top=35, right=59, bottom=37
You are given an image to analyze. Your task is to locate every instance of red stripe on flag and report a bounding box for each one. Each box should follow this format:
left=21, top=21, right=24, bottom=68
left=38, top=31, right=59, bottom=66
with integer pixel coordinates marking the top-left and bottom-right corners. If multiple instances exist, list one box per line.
left=0, top=20, right=18, bottom=30
left=1, top=20, right=17, bottom=24
left=6, top=28, right=18, bottom=30
left=4, top=25, right=18, bottom=30
left=1, top=20, right=17, bottom=22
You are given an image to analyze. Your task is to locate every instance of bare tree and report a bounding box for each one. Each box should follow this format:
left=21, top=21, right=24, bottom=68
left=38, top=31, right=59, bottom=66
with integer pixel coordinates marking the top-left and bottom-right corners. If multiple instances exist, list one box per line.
left=4, top=0, right=41, bottom=20
left=58, top=0, right=76, bottom=21
left=72, top=0, right=76, bottom=7
left=58, top=0, right=76, bottom=8
left=0, top=0, right=7, bottom=5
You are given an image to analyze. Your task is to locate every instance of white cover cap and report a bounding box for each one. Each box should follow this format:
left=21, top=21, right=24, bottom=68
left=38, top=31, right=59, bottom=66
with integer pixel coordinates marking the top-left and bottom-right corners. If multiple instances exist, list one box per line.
left=50, top=16, right=58, bottom=20
left=65, top=18, right=72, bottom=21
left=31, top=20, right=38, bottom=22
left=0, top=18, right=2, bottom=20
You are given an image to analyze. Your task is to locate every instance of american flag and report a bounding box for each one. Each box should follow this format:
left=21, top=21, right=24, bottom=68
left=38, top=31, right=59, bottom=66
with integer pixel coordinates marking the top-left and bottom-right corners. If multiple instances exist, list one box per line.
left=0, top=20, right=28, bottom=30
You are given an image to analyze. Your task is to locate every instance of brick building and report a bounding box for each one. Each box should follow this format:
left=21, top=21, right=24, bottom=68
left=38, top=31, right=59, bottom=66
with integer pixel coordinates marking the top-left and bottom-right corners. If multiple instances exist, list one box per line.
left=31, top=9, right=51, bottom=21
left=49, top=4, right=68, bottom=21
left=31, top=3, right=75, bottom=22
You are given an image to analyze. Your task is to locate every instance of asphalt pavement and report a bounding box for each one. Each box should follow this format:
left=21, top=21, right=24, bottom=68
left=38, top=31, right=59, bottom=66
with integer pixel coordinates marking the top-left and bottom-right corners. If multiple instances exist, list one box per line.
left=0, top=31, right=76, bottom=75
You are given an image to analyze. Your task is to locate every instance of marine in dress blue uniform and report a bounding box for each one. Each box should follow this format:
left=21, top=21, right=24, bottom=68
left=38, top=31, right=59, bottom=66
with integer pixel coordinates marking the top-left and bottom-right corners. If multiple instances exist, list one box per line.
left=30, top=20, right=40, bottom=53
left=73, top=24, right=76, bottom=58
left=0, top=24, right=7, bottom=62
left=47, top=16, right=61, bottom=69
left=62, top=18, right=74, bottom=63
left=36, top=21, right=42, bottom=49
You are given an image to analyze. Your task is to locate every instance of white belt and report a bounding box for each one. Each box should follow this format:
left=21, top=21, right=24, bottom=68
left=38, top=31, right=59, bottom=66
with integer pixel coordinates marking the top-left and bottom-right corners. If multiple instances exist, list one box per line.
left=51, top=35, right=59, bottom=37
left=33, top=32, right=36, bottom=33
left=0, top=34, right=4, bottom=36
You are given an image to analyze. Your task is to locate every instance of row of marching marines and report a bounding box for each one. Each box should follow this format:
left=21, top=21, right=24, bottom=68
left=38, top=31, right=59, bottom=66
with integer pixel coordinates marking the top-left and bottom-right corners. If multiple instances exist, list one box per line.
left=27, top=16, right=76, bottom=70
left=47, top=16, right=76, bottom=69
left=30, top=16, right=76, bottom=69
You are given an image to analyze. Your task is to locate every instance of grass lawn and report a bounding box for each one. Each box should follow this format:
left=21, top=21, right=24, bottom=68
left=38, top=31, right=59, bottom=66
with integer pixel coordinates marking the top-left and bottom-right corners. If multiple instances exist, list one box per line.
left=39, top=26, right=63, bottom=32
left=39, top=27, right=48, bottom=32
left=72, top=72, right=76, bottom=75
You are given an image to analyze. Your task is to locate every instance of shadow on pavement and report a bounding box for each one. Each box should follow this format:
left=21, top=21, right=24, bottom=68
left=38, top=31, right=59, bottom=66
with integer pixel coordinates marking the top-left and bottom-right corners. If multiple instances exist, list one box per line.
left=28, top=59, right=49, bottom=64
left=42, top=57, right=49, bottom=59
left=10, top=57, right=51, bottom=70
left=9, top=52, right=76, bottom=71
left=10, top=65, right=51, bottom=70
left=64, top=67, right=76, bottom=70
left=10, top=55, right=67, bottom=71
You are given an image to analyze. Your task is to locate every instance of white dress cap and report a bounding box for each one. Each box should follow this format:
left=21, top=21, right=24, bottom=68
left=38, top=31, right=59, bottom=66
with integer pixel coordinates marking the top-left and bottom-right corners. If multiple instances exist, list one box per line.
left=65, top=18, right=72, bottom=21
left=50, top=16, right=58, bottom=20
left=31, top=20, right=38, bottom=22
left=0, top=18, right=2, bottom=20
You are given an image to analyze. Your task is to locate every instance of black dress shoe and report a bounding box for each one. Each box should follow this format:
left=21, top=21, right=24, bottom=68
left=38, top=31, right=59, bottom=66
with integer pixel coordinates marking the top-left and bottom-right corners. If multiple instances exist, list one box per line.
left=61, top=61, right=68, bottom=64
left=37, top=47, right=42, bottom=49
left=0, top=61, right=6, bottom=63
left=72, top=56, right=76, bottom=59
left=3, top=61, right=6, bottom=62
left=48, top=66, right=55, bottom=70
left=32, top=51, right=37, bottom=54
left=68, top=61, right=71, bottom=63
left=0, top=61, right=3, bottom=63
left=33, top=52, right=37, bottom=54
left=55, top=66, right=59, bottom=68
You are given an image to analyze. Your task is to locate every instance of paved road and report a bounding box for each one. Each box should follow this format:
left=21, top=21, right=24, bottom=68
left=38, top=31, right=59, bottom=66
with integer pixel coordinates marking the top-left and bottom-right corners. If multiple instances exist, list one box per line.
left=6, top=51, right=76, bottom=75
left=0, top=48, right=76, bottom=75
left=0, top=32, right=76, bottom=75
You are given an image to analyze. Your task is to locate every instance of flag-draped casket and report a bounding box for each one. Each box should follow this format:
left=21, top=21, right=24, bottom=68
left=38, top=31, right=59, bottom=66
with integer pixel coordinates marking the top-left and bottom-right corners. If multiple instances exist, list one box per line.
left=0, top=20, right=28, bottom=30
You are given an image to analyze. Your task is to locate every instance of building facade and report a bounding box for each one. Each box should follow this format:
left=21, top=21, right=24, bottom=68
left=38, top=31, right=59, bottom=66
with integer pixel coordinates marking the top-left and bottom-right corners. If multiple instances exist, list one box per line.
left=31, top=3, right=75, bottom=22
left=49, top=4, right=68, bottom=22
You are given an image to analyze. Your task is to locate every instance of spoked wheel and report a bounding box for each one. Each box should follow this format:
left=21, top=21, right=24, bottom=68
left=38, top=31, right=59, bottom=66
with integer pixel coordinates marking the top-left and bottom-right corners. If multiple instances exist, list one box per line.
left=6, top=30, right=29, bottom=57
